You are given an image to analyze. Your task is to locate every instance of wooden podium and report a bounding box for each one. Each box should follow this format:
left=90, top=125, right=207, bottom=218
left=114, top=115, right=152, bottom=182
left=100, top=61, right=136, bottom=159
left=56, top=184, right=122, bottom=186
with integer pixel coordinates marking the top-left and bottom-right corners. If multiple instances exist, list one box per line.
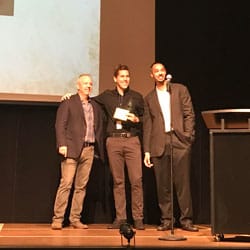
left=202, top=109, right=250, bottom=241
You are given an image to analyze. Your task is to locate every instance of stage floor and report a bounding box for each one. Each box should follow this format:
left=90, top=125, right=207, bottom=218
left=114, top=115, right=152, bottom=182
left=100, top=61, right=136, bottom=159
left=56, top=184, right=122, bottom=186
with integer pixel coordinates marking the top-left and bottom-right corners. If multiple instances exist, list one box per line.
left=0, top=223, right=250, bottom=249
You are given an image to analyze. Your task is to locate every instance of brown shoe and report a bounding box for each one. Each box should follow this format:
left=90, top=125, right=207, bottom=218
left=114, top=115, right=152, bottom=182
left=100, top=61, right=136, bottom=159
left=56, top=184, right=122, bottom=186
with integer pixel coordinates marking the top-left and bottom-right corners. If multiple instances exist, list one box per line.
left=107, top=219, right=127, bottom=229
left=51, top=221, right=62, bottom=230
left=134, top=219, right=145, bottom=230
left=71, top=221, right=88, bottom=229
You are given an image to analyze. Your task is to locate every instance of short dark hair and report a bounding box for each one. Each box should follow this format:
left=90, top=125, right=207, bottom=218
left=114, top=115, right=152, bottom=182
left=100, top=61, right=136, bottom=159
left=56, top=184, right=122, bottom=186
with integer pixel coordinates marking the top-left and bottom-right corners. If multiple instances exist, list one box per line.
left=113, top=64, right=129, bottom=77
left=150, top=62, right=166, bottom=70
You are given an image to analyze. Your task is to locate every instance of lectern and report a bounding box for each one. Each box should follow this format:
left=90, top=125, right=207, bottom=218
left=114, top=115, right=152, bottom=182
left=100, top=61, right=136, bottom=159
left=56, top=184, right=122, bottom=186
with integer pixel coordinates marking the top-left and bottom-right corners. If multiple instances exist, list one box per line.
left=202, top=109, right=250, bottom=241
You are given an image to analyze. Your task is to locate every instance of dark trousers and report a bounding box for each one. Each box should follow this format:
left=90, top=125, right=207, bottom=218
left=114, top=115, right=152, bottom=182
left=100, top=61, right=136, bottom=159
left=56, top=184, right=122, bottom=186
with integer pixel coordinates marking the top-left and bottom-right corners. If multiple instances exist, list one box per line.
left=151, top=132, right=193, bottom=225
left=106, top=136, right=144, bottom=221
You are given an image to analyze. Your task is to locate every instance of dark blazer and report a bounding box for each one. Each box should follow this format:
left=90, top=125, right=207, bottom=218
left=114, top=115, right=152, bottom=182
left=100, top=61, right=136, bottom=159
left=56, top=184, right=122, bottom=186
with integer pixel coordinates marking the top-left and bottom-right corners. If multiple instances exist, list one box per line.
left=55, top=93, right=105, bottom=161
left=143, top=83, right=195, bottom=157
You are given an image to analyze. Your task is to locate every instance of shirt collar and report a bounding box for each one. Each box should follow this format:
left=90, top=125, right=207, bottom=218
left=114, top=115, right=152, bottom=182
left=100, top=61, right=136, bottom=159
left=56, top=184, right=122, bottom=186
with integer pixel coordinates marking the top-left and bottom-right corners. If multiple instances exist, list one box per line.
left=114, top=86, right=130, bottom=96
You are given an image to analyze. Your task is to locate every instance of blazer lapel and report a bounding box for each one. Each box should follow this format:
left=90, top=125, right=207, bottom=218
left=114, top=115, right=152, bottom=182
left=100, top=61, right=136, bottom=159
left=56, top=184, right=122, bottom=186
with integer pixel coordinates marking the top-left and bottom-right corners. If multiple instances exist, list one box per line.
left=152, top=89, right=164, bottom=120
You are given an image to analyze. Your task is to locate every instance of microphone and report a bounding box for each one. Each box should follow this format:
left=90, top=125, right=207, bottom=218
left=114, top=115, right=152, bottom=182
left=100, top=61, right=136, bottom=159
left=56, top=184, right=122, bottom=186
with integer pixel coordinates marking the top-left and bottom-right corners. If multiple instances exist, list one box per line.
left=166, top=74, right=172, bottom=92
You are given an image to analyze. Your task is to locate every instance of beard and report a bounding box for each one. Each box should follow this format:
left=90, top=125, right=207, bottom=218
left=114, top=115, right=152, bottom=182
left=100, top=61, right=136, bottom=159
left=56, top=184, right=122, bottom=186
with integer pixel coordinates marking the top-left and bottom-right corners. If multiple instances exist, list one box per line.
left=156, top=75, right=166, bottom=84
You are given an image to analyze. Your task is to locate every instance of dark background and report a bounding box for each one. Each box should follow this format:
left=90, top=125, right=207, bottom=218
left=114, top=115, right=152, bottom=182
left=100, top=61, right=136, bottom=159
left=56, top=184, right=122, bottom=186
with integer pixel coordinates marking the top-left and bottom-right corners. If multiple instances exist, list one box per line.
left=1, top=1, right=250, bottom=225
left=154, top=1, right=250, bottom=224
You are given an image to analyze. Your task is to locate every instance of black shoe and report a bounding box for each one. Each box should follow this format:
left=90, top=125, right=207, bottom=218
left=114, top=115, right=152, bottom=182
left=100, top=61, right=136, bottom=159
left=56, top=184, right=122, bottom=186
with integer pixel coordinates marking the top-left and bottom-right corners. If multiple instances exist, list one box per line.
left=107, top=219, right=126, bottom=229
left=182, top=223, right=199, bottom=232
left=134, top=219, right=145, bottom=230
left=157, top=221, right=172, bottom=231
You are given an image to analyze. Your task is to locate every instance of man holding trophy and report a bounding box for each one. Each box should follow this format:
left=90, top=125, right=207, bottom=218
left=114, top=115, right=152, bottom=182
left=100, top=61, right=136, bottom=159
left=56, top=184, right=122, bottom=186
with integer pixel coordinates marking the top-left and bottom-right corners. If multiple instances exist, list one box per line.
left=94, top=64, right=145, bottom=230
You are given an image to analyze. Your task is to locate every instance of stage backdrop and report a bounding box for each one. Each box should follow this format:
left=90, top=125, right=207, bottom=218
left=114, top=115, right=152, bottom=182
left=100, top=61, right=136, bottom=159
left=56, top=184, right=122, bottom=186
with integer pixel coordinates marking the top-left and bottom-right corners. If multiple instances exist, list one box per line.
left=0, top=0, right=156, bottom=224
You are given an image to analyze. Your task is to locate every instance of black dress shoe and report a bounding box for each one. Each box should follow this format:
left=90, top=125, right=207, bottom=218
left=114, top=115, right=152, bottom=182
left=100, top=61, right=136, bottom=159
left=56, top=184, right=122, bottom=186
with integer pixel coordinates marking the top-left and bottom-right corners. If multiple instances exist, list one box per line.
left=182, top=224, right=199, bottom=232
left=157, top=221, right=172, bottom=231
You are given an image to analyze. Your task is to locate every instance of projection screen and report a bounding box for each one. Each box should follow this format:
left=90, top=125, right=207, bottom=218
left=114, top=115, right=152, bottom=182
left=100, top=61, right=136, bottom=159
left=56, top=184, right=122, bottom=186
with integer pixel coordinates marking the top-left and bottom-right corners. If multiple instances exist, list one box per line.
left=0, top=0, right=155, bottom=103
left=0, top=0, right=100, bottom=102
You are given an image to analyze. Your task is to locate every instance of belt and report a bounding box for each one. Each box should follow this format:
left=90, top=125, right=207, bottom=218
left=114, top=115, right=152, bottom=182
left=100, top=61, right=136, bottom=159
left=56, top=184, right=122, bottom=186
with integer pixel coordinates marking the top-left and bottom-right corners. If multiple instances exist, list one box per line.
left=108, top=132, right=137, bottom=138
left=83, top=141, right=95, bottom=147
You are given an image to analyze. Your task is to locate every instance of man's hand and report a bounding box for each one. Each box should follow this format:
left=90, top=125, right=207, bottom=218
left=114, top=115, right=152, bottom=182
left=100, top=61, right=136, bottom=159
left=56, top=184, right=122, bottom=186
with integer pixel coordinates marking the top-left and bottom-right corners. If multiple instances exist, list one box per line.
left=61, top=93, right=73, bottom=101
left=59, top=146, right=67, bottom=157
left=144, top=152, right=153, bottom=168
left=126, top=112, right=139, bottom=123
